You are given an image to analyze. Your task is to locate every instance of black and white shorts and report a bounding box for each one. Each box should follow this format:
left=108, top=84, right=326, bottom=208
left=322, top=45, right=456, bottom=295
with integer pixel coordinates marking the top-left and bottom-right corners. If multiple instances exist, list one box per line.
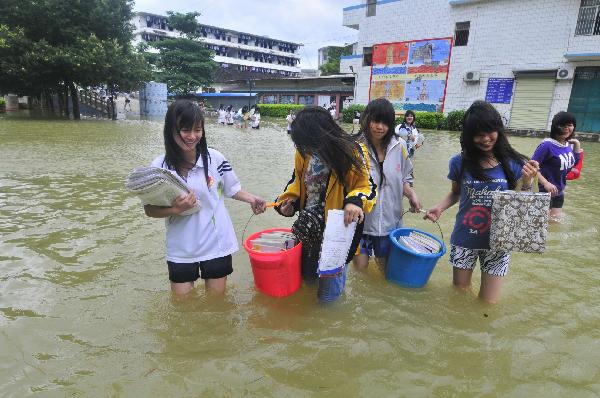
left=449, top=245, right=511, bottom=277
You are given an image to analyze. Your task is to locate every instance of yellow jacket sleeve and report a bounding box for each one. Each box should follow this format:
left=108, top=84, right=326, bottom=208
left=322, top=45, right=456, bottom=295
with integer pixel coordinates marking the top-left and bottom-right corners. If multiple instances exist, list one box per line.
left=344, top=143, right=377, bottom=214
left=275, top=150, right=304, bottom=216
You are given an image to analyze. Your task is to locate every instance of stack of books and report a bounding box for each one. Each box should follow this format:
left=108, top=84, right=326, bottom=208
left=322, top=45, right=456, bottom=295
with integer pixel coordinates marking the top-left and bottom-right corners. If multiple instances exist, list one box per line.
left=125, top=166, right=200, bottom=216
left=250, top=231, right=298, bottom=253
left=397, top=231, right=441, bottom=254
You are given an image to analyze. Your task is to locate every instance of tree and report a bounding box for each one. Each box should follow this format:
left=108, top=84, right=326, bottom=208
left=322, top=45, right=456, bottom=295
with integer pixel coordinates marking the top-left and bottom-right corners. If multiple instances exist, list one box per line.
left=0, top=0, right=151, bottom=119
left=319, top=45, right=354, bottom=76
left=146, top=12, right=218, bottom=96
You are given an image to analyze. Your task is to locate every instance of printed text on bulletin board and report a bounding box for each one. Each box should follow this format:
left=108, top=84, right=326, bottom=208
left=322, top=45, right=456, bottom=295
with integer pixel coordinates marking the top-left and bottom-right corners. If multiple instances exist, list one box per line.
left=485, top=78, right=514, bottom=104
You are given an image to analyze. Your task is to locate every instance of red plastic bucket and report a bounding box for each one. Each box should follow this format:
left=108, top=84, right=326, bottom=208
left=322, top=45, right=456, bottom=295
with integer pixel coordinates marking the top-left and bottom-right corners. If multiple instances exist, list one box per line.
left=243, top=228, right=302, bottom=297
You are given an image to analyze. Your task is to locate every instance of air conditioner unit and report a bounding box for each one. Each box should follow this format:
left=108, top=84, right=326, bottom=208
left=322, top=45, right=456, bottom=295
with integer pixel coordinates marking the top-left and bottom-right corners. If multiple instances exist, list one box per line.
left=556, top=67, right=574, bottom=80
left=464, top=71, right=480, bottom=82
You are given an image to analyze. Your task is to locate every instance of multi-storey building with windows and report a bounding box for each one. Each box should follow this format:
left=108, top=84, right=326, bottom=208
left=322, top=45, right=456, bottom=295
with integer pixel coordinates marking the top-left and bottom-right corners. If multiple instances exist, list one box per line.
left=340, top=0, right=600, bottom=133
left=131, top=12, right=302, bottom=84
left=318, top=44, right=358, bottom=69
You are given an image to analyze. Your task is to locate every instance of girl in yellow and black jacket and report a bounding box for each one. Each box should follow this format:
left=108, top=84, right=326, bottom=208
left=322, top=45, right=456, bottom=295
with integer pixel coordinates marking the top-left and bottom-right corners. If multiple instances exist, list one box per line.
left=275, top=106, right=377, bottom=303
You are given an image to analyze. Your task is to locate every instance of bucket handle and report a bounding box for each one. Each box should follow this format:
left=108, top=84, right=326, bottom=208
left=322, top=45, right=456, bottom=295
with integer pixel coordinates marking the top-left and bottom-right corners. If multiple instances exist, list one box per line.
left=241, top=213, right=256, bottom=246
left=241, top=200, right=287, bottom=245
left=401, top=209, right=445, bottom=242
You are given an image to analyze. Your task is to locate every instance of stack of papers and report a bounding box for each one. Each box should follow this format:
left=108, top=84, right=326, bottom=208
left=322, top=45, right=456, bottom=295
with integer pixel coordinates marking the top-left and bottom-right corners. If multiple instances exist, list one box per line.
left=125, top=166, right=200, bottom=216
left=318, top=210, right=357, bottom=276
left=250, top=232, right=298, bottom=253
left=397, top=231, right=441, bottom=254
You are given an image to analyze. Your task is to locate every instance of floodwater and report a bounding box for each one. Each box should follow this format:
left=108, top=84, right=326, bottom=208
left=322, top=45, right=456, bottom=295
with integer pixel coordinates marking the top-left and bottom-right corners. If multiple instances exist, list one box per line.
left=1, top=113, right=599, bottom=397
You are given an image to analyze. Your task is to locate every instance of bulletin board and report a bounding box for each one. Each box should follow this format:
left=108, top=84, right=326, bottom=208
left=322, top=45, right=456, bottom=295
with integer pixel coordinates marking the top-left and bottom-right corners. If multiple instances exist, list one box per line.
left=369, top=38, right=453, bottom=113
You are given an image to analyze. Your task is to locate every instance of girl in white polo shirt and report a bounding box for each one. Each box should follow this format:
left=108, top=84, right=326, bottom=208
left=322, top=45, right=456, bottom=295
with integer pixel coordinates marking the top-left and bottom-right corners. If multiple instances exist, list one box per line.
left=145, top=99, right=266, bottom=296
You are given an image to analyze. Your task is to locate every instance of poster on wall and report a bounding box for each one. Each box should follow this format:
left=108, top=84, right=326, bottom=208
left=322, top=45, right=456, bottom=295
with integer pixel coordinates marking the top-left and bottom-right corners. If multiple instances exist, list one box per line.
left=369, top=38, right=453, bottom=113
left=485, top=78, right=514, bottom=104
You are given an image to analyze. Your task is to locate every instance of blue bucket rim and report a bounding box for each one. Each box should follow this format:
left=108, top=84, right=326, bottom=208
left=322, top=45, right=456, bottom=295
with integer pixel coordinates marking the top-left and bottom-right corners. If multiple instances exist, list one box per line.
left=388, top=227, right=447, bottom=258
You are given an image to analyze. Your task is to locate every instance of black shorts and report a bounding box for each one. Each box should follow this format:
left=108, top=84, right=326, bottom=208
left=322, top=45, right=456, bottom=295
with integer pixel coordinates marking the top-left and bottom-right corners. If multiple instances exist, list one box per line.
left=550, top=194, right=564, bottom=209
left=167, top=255, right=233, bottom=283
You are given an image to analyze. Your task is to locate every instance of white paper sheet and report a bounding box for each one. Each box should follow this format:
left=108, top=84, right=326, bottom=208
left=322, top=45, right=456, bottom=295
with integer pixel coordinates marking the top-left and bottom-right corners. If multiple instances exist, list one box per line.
left=318, top=210, right=357, bottom=275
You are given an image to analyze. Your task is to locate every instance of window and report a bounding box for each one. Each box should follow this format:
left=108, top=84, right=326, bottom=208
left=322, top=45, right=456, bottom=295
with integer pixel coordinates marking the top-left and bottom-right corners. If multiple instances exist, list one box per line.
left=280, top=95, right=295, bottom=104
left=261, top=95, right=277, bottom=104
left=366, top=0, right=377, bottom=17
left=454, top=21, right=470, bottom=46
left=298, top=95, right=314, bottom=105
left=363, top=46, right=373, bottom=67
left=576, top=0, right=600, bottom=35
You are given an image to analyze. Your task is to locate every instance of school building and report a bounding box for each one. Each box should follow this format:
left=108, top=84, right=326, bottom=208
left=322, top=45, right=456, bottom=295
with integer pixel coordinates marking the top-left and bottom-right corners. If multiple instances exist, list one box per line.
left=339, top=0, right=600, bottom=133
left=202, top=75, right=355, bottom=117
left=131, top=12, right=302, bottom=83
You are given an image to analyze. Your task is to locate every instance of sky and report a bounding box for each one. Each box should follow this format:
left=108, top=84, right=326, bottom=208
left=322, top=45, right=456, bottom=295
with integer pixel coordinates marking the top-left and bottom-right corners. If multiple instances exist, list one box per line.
left=132, top=0, right=360, bottom=69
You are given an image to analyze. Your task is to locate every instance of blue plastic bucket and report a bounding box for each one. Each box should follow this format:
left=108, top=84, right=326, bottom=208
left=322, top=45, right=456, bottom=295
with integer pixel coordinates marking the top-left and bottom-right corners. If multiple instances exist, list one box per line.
left=386, top=228, right=446, bottom=288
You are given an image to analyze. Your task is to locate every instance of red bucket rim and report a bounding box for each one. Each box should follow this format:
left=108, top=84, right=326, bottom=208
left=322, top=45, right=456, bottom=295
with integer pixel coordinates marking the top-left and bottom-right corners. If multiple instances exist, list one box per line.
left=243, top=227, right=300, bottom=256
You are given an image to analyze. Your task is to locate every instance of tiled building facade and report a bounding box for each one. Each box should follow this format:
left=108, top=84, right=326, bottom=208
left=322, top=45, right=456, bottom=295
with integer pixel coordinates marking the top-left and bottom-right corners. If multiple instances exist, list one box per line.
left=340, top=0, right=600, bottom=132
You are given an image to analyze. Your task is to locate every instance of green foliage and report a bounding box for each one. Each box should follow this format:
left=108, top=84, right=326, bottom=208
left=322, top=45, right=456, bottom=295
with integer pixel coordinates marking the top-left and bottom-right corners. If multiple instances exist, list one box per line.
left=258, top=104, right=304, bottom=117
left=0, top=0, right=150, bottom=106
left=342, top=104, right=366, bottom=123
left=150, top=38, right=218, bottom=96
left=0, top=97, right=5, bottom=106
left=411, top=112, right=445, bottom=130
left=146, top=12, right=218, bottom=96
left=319, top=45, right=354, bottom=76
left=393, top=110, right=465, bottom=131
left=347, top=107, right=466, bottom=131
left=166, top=11, right=201, bottom=38
left=444, top=109, right=465, bottom=131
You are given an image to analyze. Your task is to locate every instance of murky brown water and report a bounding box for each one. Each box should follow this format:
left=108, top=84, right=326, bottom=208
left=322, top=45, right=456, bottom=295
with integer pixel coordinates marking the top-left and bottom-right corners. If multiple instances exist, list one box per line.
left=1, top=113, right=599, bottom=397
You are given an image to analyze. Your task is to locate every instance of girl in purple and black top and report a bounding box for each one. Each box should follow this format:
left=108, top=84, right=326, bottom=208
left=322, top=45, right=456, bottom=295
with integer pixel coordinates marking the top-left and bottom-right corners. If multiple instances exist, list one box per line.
left=532, top=111, right=582, bottom=220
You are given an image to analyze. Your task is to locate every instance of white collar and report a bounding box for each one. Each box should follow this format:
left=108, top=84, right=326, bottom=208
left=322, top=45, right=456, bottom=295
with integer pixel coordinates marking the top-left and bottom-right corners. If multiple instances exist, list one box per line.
left=544, top=138, right=569, bottom=148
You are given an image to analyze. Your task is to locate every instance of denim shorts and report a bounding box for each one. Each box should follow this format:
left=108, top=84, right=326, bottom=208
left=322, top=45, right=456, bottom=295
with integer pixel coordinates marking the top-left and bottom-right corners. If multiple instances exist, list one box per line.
left=359, top=234, right=392, bottom=258
left=449, top=245, right=511, bottom=277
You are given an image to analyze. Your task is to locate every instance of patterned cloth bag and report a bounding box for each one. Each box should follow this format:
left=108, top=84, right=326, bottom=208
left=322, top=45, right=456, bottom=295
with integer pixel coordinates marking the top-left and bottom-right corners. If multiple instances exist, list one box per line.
left=490, top=190, right=551, bottom=253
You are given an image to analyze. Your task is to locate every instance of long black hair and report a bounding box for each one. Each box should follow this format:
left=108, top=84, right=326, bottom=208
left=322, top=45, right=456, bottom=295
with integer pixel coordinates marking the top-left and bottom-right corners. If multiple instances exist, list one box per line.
left=460, top=100, right=527, bottom=189
left=163, top=99, right=210, bottom=185
left=290, top=106, right=364, bottom=181
left=403, top=109, right=416, bottom=126
left=550, top=111, right=576, bottom=141
left=359, top=98, right=396, bottom=185
left=359, top=98, right=396, bottom=152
